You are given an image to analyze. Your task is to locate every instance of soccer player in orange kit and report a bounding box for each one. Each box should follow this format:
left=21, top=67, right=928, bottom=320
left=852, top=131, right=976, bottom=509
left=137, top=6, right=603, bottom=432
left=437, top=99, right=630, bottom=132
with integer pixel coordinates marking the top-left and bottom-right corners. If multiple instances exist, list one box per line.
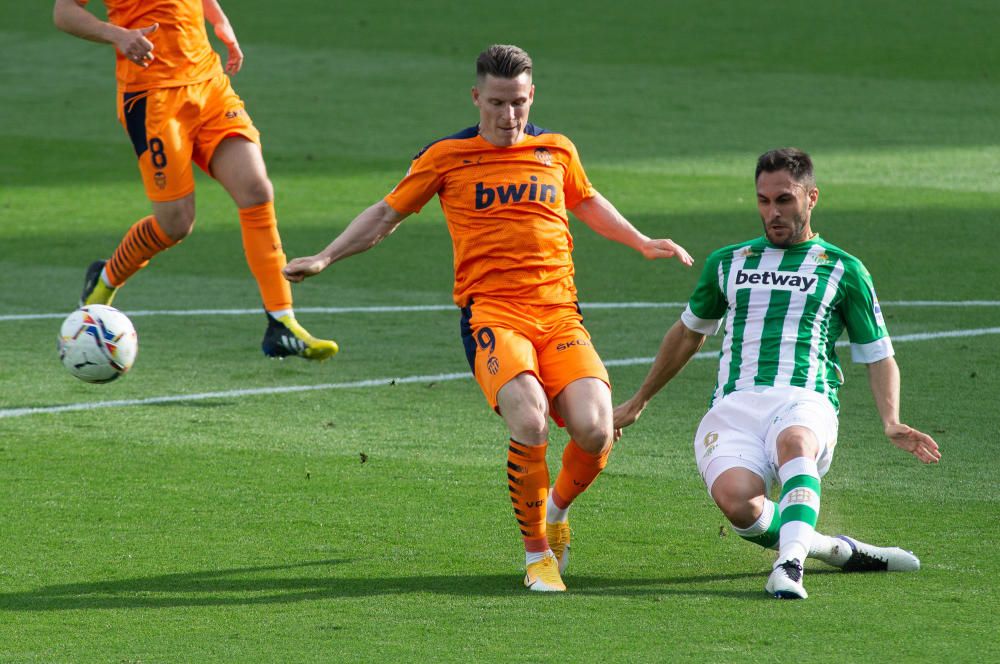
left=53, top=0, right=337, bottom=359
left=284, top=45, right=694, bottom=591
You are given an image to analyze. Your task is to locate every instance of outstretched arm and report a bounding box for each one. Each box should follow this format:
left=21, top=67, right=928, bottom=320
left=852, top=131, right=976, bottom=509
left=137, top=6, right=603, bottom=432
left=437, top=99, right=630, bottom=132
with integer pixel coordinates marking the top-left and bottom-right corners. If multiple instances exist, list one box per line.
left=866, top=356, right=941, bottom=463
left=569, top=192, right=694, bottom=266
left=283, top=200, right=409, bottom=283
left=202, top=0, right=243, bottom=74
left=53, top=0, right=158, bottom=67
left=613, top=320, right=707, bottom=429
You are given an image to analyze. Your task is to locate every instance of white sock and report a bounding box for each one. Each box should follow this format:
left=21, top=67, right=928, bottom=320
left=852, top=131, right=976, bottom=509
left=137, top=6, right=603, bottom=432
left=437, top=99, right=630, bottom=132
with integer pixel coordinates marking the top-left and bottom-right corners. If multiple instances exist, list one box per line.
left=268, top=308, right=293, bottom=320
left=776, top=456, right=821, bottom=566
left=100, top=266, right=115, bottom=289
left=525, top=549, right=552, bottom=566
left=810, top=533, right=853, bottom=566
left=732, top=498, right=779, bottom=549
left=546, top=492, right=569, bottom=524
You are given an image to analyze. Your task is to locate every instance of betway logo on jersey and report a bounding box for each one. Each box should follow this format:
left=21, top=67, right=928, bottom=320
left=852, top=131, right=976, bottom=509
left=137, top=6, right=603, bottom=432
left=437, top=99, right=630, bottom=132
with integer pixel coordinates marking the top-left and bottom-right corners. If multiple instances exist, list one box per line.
left=475, top=176, right=557, bottom=210
left=734, top=268, right=818, bottom=294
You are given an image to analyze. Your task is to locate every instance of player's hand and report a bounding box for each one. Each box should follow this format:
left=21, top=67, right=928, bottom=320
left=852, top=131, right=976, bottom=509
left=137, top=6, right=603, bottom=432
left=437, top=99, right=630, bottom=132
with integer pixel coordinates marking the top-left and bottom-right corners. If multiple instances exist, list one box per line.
left=283, top=255, right=329, bottom=283
left=885, top=423, right=941, bottom=464
left=639, top=238, right=694, bottom=266
left=613, top=398, right=645, bottom=430
left=212, top=21, right=244, bottom=74
left=116, top=23, right=158, bottom=68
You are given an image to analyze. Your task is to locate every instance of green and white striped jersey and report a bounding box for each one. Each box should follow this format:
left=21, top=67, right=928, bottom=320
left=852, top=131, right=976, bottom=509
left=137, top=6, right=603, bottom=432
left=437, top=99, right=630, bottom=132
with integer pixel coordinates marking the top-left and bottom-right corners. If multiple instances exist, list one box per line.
left=681, top=235, right=893, bottom=410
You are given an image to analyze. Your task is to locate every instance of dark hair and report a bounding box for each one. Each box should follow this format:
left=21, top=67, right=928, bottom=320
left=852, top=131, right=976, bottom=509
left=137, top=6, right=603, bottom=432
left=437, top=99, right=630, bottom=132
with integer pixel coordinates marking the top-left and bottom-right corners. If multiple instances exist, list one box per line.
left=476, top=44, right=533, bottom=80
left=755, top=148, right=815, bottom=188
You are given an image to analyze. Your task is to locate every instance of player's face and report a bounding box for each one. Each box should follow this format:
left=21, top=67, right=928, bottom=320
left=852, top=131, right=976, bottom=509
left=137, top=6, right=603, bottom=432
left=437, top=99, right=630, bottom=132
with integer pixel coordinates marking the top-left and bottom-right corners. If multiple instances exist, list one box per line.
left=472, top=72, right=534, bottom=147
left=756, top=169, right=818, bottom=247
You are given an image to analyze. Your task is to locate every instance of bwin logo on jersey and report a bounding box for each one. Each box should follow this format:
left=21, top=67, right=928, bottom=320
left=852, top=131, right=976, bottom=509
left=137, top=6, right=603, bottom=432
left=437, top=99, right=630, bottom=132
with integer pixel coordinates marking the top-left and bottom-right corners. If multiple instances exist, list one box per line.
left=475, top=176, right=557, bottom=209
left=734, top=268, right=817, bottom=294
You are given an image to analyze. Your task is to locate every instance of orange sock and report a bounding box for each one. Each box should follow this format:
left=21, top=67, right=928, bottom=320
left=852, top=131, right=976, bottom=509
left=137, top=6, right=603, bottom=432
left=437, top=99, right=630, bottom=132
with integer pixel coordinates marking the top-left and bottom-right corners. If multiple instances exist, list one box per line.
left=507, top=439, right=549, bottom=552
left=239, top=201, right=292, bottom=312
left=104, top=215, right=177, bottom=287
left=551, top=439, right=610, bottom=510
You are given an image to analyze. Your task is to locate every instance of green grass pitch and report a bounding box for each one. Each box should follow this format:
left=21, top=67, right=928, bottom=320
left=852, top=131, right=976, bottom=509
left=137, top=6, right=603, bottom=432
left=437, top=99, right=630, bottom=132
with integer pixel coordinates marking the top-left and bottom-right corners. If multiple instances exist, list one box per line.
left=2, top=1, right=998, bottom=661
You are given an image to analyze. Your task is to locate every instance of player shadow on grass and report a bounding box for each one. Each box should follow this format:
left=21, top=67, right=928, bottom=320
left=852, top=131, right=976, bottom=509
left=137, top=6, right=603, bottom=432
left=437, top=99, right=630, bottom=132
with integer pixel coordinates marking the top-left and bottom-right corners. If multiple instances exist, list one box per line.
left=0, top=559, right=813, bottom=610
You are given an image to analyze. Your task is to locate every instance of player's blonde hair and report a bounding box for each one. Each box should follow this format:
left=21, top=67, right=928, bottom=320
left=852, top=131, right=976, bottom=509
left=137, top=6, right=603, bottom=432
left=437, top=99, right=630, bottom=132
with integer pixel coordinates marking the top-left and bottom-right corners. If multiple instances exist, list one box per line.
left=476, top=44, right=532, bottom=81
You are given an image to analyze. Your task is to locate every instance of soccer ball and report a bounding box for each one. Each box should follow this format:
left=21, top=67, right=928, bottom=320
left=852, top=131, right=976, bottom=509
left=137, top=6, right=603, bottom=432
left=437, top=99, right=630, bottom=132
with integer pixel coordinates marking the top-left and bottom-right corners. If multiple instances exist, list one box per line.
left=58, top=305, right=138, bottom=383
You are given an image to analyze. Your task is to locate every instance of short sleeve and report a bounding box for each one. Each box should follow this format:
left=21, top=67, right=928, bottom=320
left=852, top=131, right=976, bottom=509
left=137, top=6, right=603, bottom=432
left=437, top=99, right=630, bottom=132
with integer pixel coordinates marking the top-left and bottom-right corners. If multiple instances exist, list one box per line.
left=839, top=259, right=894, bottom=364
left=682, top=251, right=727, bottom=335
left=384, top=147, right=443, bottom=215
left=562, top=140, right=595, bottom=210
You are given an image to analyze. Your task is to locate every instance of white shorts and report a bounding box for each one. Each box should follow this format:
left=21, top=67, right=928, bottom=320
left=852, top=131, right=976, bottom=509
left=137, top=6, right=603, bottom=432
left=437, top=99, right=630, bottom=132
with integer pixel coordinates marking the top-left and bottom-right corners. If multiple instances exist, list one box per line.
left=693, top=386, right=839, bottom=496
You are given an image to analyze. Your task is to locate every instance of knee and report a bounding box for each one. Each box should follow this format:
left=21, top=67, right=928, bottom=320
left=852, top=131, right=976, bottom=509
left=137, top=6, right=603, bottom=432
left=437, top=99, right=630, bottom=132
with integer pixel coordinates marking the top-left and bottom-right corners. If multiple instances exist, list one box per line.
left=776, top=426, right=820, bottom=461
left=712, top=485, right=760, bottom=529
left=571, top=420, right=614, bottom=455
left=239, top=177, right=274, bottom=208
left=498, top=374, right=552, bottom=444
left=508, top=408, right=549, bottom=445
left=155, top=206, right=196, bottom=242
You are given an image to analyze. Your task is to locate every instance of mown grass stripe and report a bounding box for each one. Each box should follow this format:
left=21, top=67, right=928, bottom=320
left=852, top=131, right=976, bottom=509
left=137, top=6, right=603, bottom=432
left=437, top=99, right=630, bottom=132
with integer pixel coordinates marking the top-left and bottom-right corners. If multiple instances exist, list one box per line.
left=2, top=300, right=999, bottom=322
left=3, top=326, right=998, bottom=420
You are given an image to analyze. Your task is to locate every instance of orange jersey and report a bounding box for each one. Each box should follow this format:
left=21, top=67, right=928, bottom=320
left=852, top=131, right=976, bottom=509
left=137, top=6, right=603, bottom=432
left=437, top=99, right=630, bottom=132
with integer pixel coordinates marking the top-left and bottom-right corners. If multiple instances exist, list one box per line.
left=384, top=124, right=596, bottom=307
left=83, top=0, right=222, bottom=92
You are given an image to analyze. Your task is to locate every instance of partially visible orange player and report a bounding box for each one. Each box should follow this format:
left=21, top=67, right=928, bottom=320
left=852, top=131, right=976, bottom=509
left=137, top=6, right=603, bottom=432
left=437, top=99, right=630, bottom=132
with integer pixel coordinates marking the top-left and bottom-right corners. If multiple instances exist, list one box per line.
left=284, top=45, right=694, bottom=591
left=52, top=0, right=337, bottom=360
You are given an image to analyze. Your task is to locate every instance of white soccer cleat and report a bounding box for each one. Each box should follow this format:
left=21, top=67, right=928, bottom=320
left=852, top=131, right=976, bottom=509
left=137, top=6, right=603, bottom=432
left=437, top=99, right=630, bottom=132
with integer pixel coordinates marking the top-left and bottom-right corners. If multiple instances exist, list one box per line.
left=523, top=553, right=566, bottom=592
left=835, top=535, right=920, bottom=572
left=765, top=559, right=808, bottom=599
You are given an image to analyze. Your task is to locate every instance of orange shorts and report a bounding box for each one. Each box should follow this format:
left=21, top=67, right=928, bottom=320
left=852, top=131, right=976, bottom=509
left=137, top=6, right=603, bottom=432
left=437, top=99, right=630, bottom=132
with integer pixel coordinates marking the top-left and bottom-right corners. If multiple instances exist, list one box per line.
left=460, top=298, right=610, bottom=426
left=117, top=73, right=261, bottom=202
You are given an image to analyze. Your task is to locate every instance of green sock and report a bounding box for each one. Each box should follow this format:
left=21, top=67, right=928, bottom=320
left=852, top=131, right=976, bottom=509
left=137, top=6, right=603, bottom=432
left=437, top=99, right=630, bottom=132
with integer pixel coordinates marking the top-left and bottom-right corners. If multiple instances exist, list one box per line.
left=732, top=499, right=780, bottom=549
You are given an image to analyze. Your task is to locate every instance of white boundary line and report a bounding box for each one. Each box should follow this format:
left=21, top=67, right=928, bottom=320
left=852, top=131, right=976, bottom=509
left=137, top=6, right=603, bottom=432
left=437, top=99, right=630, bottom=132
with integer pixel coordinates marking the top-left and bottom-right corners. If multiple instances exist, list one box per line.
left=2, top=300, right=1000, bottom=322
left=3, top=326, right=998, bottom=420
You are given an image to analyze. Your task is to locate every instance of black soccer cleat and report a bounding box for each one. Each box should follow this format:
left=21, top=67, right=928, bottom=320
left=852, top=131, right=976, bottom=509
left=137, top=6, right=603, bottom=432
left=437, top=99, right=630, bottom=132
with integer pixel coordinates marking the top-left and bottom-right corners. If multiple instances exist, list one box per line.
left=836, top=535, right=920, bottom=572
left=80, top=259, right=117, bottom=307
left=261, top=312, right=338, bottom=360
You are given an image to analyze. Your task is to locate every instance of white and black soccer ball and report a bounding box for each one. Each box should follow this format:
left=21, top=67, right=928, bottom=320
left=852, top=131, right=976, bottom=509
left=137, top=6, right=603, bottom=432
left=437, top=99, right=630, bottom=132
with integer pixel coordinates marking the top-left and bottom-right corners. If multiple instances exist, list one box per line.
left=58, top=305, right=138, bottom=383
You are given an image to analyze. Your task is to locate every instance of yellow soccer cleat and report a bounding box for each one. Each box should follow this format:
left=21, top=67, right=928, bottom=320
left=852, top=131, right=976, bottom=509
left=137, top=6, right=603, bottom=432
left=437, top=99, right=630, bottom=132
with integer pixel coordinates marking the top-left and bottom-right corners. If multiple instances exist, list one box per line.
left=547, top=521, right=571, bottom=574
left=523, top=553, right=566, bottom=592
left=262, top=313, right=339, bottom=360
left=80, top=260, right=118, bottom=307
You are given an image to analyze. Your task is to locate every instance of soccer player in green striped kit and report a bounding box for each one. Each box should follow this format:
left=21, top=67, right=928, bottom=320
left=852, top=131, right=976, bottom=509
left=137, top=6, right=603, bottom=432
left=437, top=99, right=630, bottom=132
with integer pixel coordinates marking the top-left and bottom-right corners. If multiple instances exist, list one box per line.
left=614, top=148, right=941, bottom=599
